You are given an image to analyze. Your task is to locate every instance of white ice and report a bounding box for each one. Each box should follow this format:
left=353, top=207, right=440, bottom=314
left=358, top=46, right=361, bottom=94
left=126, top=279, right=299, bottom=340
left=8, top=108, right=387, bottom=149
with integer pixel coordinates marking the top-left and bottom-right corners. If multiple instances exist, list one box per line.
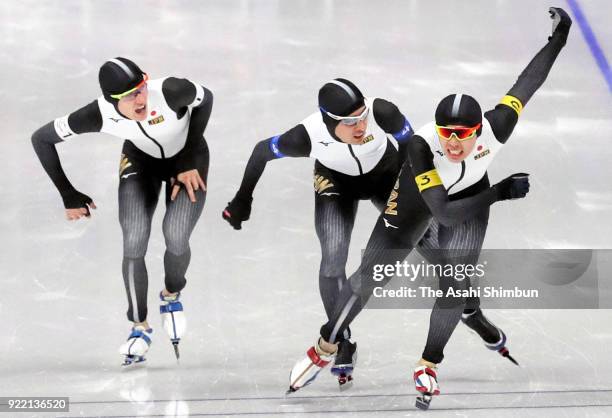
left=1, top=0, right=612, bottom=417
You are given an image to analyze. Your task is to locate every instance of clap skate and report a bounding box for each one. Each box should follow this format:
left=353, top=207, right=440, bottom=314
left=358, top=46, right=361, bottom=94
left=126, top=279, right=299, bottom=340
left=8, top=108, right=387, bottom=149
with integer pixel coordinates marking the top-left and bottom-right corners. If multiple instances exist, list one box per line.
left=462, top=308, right=518, bottom=365
left=287, top=339, right=336, bottom=394
left=414, top=361, right=440, bottom=411
left=160, top=291, right=186, bottom=360
left=330, top=340, right=357, bottom=390
left=119, top=325, right=152, bottom=367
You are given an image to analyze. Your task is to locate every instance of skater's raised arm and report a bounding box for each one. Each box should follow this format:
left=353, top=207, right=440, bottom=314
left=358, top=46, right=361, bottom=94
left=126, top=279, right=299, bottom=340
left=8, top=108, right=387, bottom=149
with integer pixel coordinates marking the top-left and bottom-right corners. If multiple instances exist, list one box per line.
left=485, top=7, right=572, bottom=144
left=222, top=124, right=311, bottom=230
left=372, top=98, right=414, bottom=157
left=407, top=136, right=529, bottom=226
left=31, top=101, right=102, bottom=218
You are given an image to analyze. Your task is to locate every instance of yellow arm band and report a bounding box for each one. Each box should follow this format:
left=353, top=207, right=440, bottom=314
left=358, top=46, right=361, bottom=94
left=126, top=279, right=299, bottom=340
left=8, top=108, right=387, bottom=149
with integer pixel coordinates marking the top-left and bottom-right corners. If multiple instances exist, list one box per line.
left=500, top=95, right=523, bottom=116
left=415, top=169, right=443, bottom=192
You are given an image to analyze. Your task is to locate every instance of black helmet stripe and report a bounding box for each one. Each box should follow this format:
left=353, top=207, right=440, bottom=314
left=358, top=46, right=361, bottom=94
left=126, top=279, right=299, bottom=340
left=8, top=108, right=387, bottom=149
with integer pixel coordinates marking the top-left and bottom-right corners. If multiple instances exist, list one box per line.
left=330, top=79, right=357, bottom=103
left=109, top=58, right=135, bottom=79
left=451, top=94, right=463, bottom=118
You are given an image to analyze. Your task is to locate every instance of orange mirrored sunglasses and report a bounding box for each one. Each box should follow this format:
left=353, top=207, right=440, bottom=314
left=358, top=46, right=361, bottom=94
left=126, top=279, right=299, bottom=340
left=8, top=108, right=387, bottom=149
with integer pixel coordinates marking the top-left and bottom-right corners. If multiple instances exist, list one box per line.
left=435, top=123, right=481, bottom=141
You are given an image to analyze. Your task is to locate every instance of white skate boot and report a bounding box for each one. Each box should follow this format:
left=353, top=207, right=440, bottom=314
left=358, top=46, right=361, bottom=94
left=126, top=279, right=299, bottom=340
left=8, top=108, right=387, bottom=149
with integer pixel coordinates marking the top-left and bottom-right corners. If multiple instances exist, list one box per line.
left=160, top=291, right=186, bottom=360
left=119, top=325, right=153, bottom=367
left=287, top=339, right=336, bottom=394
left=414, top=360, right=440, bottom=410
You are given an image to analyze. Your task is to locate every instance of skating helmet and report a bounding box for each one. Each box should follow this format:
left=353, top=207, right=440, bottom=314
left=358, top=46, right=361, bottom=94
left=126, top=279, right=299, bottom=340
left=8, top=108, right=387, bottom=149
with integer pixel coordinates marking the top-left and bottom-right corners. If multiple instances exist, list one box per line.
left=98, top=57, right=147, bottom=104
left=318, top=78, right=365, bottom=139
left=435, top=94, right=482, bottom=132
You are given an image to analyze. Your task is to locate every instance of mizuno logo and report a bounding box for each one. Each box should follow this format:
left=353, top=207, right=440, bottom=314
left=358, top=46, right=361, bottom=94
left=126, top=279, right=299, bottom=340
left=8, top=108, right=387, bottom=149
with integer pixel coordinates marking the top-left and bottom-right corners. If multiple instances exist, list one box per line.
left=436, top=150, right=444, bottom=156
left=383, top=218, right=399, bottom=229
left=109, top=117, right=123, bottom=123
left=121, top=172, right=138, bottom=179
left=319, top=141, right=334, bottom=147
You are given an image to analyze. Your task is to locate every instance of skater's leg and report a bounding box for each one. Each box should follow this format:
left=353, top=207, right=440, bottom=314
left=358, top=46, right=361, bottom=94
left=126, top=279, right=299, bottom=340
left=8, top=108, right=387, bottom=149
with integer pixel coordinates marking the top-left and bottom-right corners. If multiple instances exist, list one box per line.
left=315, top=187, right=358, bottom=321
left=411, top=214, right=486, bottom=405
left=162, top=150, right=208, bottom=294
left=162, top=188, right=205, bottom=293
left=417, top=210, right=488, bottom=364
left=159, top=150, right=208, bottom=357
left=451, top=209, right=515, bottom=363
left=289, top=167, right=431, bottom=392
left=159, top=182, right=205, bottom=355
left=319, top=218, right=416, bottom=345
left=320, top=168, right=432, bottom=344
left=118, top=156, right=161, bottom=327
left=313, top=169, right=360, bottom=388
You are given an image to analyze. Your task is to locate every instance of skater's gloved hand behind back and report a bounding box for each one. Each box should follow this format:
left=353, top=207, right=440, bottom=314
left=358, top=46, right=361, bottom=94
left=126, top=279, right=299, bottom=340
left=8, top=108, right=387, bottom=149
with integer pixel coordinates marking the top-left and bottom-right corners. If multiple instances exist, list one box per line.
left=494, top=173, right=530, bottom=201
left=62, top=189, right=96, bottom=221
left=222, top=194, right=253, bottom=230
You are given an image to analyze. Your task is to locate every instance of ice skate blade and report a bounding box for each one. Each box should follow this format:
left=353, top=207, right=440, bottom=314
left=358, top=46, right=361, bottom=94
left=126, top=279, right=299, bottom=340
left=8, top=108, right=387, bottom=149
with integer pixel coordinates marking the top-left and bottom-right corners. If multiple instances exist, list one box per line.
left=173, top=342, right=180, bottom=360
left=499, top=347, right=519, bottom=366
left=505, top=353, right=519, bottom=366
left=286, top=387, right=298, bottom=395
left=338, top=373, right=354, bottom=391
left=121, top=355, right=146, bottom=368
left=415, top=394, right=432, bottom=410
left=339, top=380, right=353, bottom=392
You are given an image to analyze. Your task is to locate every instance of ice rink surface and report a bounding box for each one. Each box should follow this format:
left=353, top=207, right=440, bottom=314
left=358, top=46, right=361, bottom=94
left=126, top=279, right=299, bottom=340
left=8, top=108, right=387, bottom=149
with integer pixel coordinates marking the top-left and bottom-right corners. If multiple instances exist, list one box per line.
left=1, top=0, right=612, bottom=416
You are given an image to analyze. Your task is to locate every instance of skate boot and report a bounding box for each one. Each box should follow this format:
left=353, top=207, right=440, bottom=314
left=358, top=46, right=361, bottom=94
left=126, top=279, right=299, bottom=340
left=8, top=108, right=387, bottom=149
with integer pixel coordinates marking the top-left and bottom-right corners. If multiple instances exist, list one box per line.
left=160, top=291, right=186, bottom=360
left=414, top=360, right=440, bottom=411
left=287, top=338, right=336, bottom=394
left=119, top=325, right=153, bottom=367
left=462, top=308, right=518, bottom=365
left=331, top=340, right=357, bottom=390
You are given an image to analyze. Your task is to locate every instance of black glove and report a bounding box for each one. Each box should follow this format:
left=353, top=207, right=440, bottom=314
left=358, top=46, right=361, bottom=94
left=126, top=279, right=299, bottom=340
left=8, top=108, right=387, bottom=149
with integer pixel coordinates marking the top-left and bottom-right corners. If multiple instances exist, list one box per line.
left=61, top=189, right=94, bottom=213
left=549, top=7, right=572, bottom=44
left=222, top=195, right=253, bottom=230
left=494, top=173, right=530, bottom=201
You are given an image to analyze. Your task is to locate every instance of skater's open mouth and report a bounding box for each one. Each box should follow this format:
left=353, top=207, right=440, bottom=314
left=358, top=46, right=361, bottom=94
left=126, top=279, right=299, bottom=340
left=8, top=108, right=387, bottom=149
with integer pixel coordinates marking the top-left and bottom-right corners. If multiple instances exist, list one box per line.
left=444, top=145, right=465, bottom=161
